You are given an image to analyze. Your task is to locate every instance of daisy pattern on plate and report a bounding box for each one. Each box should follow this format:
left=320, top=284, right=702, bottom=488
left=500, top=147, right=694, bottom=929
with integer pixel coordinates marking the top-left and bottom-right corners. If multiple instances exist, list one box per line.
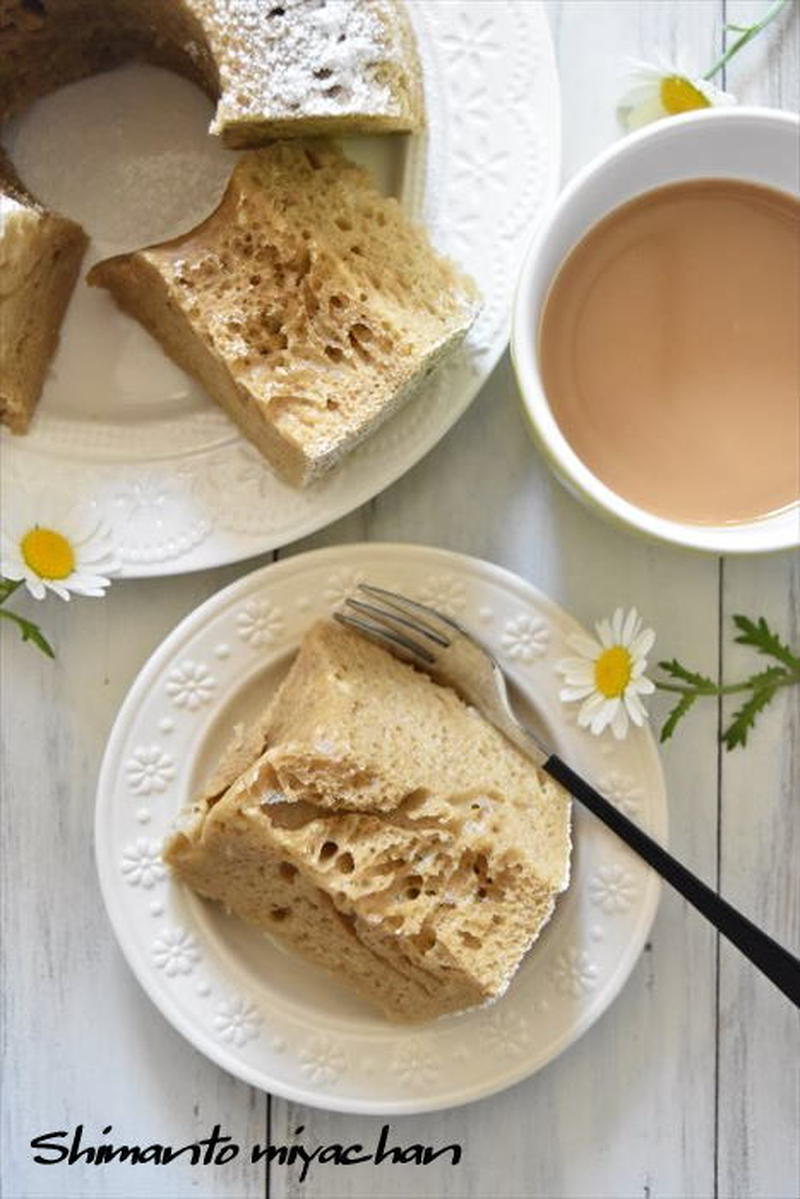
left=213, top=996, right=262, bottom=1047
left=166, top=660, right=215, bottom=710
left=618, top=57, right=734, bottom=131
left=484, top=1008, right=534, bottom=1056
left=390, top=1037, right=440, bottom=1088
left=599, top=771, right=644, bottom=821
left=589, top=864, right=637, bottom=914
left=552, top=948, right=598, bottom=998
left=556, top=608, right=655, bottom=740
left=1, top=490, right=118, bottom=600
left=323, top=567, right=366, bottom=608
left=125, top=746, right=175, bottom=795
left=120, top=839, right=165, bottom=888
left=502, top=614, right=550, bottom=663
left=236, top=598, right=284, bottom=647
left=152, top=928, right=201, bottom=977
left=299, top=1037, right=346, bottom=1086
left=416, top=573, right=467, bottom=620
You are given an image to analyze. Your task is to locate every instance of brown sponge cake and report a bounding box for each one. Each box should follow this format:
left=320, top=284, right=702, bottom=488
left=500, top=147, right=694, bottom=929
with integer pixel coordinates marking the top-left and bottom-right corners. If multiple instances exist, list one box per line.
left=0, top=153, right=87, bottom=433
left=89, top=140, right=478, bottom=486
left=164, top=620, right=571, bottom=1021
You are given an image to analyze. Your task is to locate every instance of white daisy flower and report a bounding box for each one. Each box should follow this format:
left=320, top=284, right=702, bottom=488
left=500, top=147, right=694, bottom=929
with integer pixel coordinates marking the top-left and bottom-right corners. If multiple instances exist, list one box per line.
left=556, top=608, right=655, bottom=740
left=618, top=58, right=735, bottom=132
left=1, top=493, right=118, bottom=601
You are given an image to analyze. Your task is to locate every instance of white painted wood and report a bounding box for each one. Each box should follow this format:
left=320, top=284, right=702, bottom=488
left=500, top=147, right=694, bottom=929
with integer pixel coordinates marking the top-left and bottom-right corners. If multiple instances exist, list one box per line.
left=716, top=6, right=800, bottom=1196
left=2, top=3, right=797, bottom=1199
left=1, top=567, right=272, bottom=1198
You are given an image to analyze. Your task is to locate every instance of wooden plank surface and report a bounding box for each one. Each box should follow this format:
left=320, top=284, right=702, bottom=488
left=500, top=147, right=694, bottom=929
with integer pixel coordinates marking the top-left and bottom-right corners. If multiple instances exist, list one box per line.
left=1, top=3, right=797, bottom=1199
left=716, top=8, right=800, bottom=1196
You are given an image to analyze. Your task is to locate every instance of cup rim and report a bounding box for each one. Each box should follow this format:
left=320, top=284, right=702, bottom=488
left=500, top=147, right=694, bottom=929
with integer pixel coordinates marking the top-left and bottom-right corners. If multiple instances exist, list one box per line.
left=511, top=106, right=800, bottom=555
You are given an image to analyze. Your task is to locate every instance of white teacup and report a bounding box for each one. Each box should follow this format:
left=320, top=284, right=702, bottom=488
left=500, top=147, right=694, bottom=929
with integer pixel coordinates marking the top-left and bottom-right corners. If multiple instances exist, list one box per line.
left=511, top=107, right=800, bottom=554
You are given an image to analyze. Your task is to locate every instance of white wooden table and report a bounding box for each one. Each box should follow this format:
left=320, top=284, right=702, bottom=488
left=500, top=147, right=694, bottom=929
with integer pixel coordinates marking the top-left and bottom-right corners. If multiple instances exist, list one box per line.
left=3, top=3, right=798, bottom=1197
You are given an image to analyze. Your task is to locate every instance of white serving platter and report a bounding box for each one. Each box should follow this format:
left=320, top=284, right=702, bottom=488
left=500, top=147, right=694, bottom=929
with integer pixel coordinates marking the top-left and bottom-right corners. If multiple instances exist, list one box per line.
left=1, top=1, right=561, bottom=575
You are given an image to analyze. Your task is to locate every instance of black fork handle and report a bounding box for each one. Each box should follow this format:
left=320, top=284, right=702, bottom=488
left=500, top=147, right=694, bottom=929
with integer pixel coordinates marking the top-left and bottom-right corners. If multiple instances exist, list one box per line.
left=544, top=754, right=800, bottom=1008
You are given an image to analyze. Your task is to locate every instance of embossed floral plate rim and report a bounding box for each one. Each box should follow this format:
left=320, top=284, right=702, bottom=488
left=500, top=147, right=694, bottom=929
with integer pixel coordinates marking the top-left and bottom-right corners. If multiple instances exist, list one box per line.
left=0, top=1, right=561, bottom=576
left=96, top=544, right=668, bottom=1113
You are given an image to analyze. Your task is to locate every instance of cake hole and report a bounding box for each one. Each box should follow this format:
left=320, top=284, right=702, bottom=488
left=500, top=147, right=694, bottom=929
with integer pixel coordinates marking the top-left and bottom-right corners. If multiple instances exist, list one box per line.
left=406, top=887, right=421, bottom=900
left=351, top=322, right=373, bottom=342
left=325, top=346, right=344, bottom=363
left=460, top=931, right=482, bottom=948
left=249, top=274, right=261, bottom=286
left=278, top=861, right=297, bottom=882
left=319, top=840, right=338, bottom=861
left=324, top=85, right=343, bottom=98
left=326, top=399, right=339, bottom=411
left=337, top=851, right=355, bottom=874
left=268, top=6, right=285, bottom=16
left=412, top=928, right=437, bottom=952
left=335, top=217, right=353, bottom=232
left=314, top=67, right=333, bottom=80
left=270, top=906, right=291, bottom=922
left=492, top=915, right=503, bottom=925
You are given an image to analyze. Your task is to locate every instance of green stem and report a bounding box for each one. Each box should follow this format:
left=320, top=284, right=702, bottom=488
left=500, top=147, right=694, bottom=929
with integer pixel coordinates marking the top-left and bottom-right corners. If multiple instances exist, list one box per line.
left=704, top=0, right=791, bottom=79
left=0, top=577, right=23, bottom=604
left=655, top=669, right=800, bottom=699
left=0, top=605, right=54, bottom=657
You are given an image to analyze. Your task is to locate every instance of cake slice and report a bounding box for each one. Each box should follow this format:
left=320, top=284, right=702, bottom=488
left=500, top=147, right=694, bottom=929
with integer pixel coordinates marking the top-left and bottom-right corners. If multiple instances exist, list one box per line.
left=164, top=620, right=571, bottom=1021
left=0, top=154, right=87, bottom=432
left=196, top=0, right=424, bottom=146
left=89, top=140, right=478, bottom=486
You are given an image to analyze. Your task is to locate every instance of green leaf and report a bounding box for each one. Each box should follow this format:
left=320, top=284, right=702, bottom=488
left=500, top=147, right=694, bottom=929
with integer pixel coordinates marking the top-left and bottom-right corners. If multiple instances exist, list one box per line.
left=660, top=693, right=697, bottom=743
left=722, top=683, right=780, bottom=751
left=732, top=614, right=800, bottom=671
left=0, top=607, right=55, bottom=659
left=656, top=658, right=716, bottom=690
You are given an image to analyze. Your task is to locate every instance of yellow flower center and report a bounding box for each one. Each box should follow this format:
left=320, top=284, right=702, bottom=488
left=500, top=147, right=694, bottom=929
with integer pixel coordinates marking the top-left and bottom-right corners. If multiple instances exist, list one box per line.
left=20, top=527, right=75, bottom=580
left=594, top=646, right=633, bottom=698
left=660, top=75, right=711, bottom=115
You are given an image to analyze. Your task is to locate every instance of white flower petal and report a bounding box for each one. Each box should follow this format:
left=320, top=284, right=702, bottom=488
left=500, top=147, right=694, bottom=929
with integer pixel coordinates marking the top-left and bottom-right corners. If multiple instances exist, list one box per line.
left=566, top=633, right=602, bottom=660
left=596, top=619, right=614, bottom=648
left=559, top=684, right=596, bottom=703
left=630, top=674, right=656, bottom=696
left=24, top=577, right=46, bottom=601
left=630, top=627, right=656, bottom=659
left=621, top=608, right=640, bottom=645
left=624, top=690, right=648, bottom=725
left=610, top=702, right=630, bottom=740
left=591, top=699, right=618, bottom=736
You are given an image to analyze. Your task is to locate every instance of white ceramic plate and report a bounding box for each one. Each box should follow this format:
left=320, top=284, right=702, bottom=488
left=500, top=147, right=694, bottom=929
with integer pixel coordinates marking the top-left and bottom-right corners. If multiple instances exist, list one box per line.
left=95, top=544, right=667, bottom=1114
left=1, top=1, right=560, bottom=576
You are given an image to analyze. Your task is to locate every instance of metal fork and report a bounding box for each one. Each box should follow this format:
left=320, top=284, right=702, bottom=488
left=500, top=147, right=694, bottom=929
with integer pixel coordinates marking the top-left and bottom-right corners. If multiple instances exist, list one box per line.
left=336, top=583, right=800, bottom=1008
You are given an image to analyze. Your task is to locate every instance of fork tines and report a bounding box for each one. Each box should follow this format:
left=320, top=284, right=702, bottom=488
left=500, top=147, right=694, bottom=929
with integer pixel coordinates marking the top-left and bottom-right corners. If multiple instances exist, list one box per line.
left=334, top=583, right=456, bottom=666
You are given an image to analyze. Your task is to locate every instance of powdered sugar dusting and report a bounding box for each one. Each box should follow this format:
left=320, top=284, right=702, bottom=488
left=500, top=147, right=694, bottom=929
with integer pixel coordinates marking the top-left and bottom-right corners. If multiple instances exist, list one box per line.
left=209, top=0, right=402, bottom=123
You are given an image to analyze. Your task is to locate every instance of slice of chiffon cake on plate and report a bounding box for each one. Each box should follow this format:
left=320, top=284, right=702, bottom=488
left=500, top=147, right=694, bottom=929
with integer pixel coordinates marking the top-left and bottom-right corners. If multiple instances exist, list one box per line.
left=164, top=619, right=571, bottom=1022
left=89, top=140, right=479, bottom=487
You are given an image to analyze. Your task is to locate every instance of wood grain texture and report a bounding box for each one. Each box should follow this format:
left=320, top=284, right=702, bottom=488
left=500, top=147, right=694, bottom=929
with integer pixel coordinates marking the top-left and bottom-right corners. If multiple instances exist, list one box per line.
left=716, top=11, right=800, bottom=1199
left=1, top=3, right=797, bottom=1199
